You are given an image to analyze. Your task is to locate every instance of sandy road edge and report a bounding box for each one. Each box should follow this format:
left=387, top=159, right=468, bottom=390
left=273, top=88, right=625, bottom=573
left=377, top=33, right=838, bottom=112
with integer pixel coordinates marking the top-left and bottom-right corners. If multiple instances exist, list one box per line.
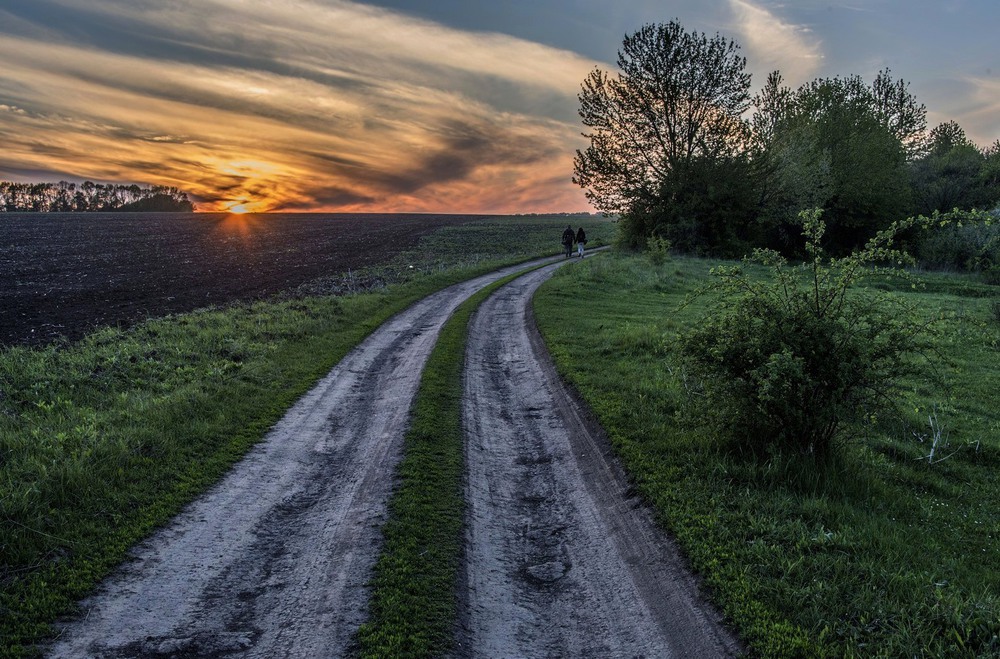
left=525, top=302, right=744, bottom=655
left=456, top=256, right=742, bottom=656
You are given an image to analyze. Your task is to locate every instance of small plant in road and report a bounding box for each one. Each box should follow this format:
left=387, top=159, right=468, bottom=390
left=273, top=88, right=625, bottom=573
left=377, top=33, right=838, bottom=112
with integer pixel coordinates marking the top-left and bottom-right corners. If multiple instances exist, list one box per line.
left=680, top=209, right=929, bottom=459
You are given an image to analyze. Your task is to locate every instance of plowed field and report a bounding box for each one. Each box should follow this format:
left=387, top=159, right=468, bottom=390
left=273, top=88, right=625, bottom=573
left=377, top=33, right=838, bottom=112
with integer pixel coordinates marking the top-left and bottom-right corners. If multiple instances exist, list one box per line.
left=1, top=212, right=484, bottom=346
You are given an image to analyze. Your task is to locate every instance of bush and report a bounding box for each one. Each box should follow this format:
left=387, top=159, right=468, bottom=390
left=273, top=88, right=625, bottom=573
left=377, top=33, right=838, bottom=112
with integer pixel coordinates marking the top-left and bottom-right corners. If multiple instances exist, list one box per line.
left=680, top=209, right=927, bottom=458
left=914, top=209, right=999, bottom=280
left=646, top=236, right=673, bottom=266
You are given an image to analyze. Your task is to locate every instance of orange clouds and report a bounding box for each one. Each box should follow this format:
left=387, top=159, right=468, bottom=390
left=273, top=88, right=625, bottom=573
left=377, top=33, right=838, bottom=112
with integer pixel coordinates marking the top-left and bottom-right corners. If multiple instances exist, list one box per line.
left=0, top=0, right=599, bottom=212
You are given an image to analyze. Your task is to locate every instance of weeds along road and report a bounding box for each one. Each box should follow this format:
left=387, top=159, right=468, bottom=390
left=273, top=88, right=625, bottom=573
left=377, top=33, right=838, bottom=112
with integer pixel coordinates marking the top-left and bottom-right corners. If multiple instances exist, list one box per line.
left=46, top=257, right=560, bottom=658
left=458, top=261, right=741, bottom=657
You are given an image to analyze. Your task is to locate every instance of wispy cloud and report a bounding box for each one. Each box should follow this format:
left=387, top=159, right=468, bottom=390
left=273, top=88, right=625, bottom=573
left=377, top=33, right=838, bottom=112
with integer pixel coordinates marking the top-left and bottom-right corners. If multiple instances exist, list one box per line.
left=0, top=0, right=599, bottom=212
left=726, top=0, right=823, bottom=86
left=953, top=75, right=1000, bottom=148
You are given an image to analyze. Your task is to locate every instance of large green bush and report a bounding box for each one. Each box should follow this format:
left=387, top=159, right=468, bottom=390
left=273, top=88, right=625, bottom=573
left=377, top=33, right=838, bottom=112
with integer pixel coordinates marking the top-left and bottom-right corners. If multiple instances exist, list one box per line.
left=914, top=209, right=1000, bottom=282
left=680, top=209, right=927, bottom=458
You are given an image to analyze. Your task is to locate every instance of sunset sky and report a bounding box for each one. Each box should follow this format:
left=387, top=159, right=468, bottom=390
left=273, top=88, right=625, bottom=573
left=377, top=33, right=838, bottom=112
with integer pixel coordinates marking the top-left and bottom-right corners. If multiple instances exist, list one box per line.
left=1, top=0, right=998, bottom=213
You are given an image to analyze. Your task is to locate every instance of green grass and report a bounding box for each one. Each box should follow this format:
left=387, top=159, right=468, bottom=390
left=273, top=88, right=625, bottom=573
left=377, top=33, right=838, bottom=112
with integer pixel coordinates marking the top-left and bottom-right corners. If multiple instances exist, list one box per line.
left=0, top=215, right=613, bottom=656
left=294, top=214, right=614, bottom=297
left=355, top=268, right=535, bottom=657
left=533, top=252, right=1000, bottom=657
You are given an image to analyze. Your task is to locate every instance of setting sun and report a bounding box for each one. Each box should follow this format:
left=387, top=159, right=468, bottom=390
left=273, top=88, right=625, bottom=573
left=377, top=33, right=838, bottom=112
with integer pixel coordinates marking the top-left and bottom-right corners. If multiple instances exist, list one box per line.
left=222, top=198, right=273, bottom=214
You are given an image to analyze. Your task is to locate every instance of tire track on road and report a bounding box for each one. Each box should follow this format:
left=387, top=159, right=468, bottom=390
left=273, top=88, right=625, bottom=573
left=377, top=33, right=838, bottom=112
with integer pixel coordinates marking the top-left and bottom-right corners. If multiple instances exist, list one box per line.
left=459, top=262, right=742, bottom=658
left=47, top=257, right=558, bottom=659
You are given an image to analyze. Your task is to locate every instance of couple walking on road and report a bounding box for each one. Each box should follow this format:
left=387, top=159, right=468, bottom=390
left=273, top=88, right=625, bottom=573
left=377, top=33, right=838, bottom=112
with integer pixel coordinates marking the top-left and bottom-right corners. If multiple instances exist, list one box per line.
left=562, top=225, right=587, bottom=259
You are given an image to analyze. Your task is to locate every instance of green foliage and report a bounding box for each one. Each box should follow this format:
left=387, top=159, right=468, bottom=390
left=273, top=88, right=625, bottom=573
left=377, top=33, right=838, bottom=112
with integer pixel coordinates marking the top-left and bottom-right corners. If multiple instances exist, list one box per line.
left=914, top=209, right=1000, bottom=282
left=679, top=209, right=926, bottom=458
left=909, top=121, right=1000, bottom=215
left=620, top=154, right=758, bottom=256
left=574, top=21, right=751, bottom=220
left=645, top=235, right=673, bottom=266
left=754, top=73, right=917, bottom=253
left=533, top=250, right=1000, bottom=657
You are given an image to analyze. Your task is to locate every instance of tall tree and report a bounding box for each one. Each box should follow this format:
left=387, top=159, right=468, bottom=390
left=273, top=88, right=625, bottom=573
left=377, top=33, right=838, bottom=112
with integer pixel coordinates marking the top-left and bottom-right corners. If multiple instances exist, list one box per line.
left=871, top=68, right=927, bottom=159
left=753, top=74, right=917, bottom=252
left=911, top=121, right=999, bottom=214
left=573, top=21, right=753, bottom=249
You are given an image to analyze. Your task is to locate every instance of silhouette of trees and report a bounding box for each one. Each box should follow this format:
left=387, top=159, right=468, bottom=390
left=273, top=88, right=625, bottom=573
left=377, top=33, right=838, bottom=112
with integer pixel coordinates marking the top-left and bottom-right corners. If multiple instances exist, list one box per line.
left=573, top=21, right=755, bottom=253
left=0, top=181, right=194, bottom=212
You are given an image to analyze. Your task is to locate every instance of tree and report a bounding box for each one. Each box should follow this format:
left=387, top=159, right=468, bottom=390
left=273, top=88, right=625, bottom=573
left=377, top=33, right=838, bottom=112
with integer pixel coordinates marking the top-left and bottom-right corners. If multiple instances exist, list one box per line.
left=910, top=122, right=1000, bottom=215
left=981, top=140, right=1000, bottom=205
left=0, top=180, right=195, bottom=212
left=753, top=74, right=917, bottom=253
left=573, top=21, right=753, bottom=250
left=750, top=72, right=833, bottom=250
left=871, top=68, right=927, bottom=159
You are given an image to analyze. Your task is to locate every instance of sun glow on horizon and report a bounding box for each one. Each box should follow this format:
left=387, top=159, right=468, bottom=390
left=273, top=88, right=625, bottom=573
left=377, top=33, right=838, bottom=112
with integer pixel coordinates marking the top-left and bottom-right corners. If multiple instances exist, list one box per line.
left=222, top=198, right=276, bottom=214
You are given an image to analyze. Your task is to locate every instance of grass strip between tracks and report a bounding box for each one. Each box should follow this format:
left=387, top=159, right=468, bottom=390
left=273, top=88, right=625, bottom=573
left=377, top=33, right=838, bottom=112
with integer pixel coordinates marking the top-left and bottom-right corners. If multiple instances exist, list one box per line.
left=0, top=259, right=553, bottom=657
left=355, top=266, right=543, bottom=658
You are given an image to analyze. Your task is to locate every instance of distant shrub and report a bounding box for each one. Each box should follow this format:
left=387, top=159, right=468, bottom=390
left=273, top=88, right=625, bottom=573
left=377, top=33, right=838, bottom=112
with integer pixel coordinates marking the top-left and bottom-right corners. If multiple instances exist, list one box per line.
left=915, top=209, right=999, bottom=281
left=680, top=209, right=927, bottom=459
left=646, top=236, right=673, bottom=266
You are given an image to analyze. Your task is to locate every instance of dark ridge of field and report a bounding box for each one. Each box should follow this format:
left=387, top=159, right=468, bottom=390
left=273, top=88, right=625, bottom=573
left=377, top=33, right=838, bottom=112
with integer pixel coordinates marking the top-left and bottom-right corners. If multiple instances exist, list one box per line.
left=0, top=212, right=487, bottom=346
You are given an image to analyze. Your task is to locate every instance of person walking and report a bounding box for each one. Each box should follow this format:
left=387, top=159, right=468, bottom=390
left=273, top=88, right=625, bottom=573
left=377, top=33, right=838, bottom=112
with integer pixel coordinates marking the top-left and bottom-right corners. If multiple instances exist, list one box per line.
left=562, top=224, right=575, bottom=259
left=575, top=226, right=587, bottom=258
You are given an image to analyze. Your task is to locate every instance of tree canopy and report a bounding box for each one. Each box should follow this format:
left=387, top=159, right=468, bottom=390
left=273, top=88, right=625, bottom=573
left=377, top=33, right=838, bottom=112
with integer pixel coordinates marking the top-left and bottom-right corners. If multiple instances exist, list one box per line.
left=0, top=181, right=194, bottom=213
left=573, top=21, right=751, bottom=223
left=576, top=21, right=1000, bottom=257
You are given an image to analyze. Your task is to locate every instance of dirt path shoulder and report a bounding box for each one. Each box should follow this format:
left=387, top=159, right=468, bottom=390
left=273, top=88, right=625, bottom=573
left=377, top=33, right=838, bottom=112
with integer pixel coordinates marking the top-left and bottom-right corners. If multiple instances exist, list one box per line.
left=458, top=262, right=742, bottom=658
left=46, top=257, right=557, bottom=659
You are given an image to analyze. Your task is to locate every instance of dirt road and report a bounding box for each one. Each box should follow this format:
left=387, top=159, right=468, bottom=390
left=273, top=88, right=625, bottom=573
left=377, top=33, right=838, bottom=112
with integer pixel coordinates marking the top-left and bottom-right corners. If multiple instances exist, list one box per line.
left=46, top=257, right=554, bottom=658
left=458, top=262, right=741, bottom=657
left=48, top=255, right=739, bottom=658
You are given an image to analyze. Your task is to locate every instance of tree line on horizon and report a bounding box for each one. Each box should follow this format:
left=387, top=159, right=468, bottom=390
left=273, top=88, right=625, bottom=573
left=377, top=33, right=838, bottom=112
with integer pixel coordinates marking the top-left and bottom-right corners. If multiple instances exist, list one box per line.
left=0, top=180, right=194, bottom=213
left=574, top=21, right=1000, bottom=259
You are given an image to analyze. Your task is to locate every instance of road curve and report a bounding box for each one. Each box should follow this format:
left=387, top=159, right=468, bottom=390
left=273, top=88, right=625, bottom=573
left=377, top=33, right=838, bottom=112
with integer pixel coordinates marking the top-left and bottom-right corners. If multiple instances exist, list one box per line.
left=458, top=262, right=742, bottom=658
left=46, top=257, right=559, bottom=659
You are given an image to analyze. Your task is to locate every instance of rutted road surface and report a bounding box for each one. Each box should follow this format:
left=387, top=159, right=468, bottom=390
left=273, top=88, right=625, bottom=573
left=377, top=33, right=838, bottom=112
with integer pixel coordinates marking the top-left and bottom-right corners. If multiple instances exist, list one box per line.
left=47, top=257, right=556, bottom=658
left=49, top=255, right=739, bottom=658
left=458, top=262, right=741, bottom=657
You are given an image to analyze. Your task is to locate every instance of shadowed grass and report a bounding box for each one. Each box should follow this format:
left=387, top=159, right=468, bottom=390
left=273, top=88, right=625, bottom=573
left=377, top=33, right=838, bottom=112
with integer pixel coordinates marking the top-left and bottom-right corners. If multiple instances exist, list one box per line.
left=533, top=252, right=1000, bottom=657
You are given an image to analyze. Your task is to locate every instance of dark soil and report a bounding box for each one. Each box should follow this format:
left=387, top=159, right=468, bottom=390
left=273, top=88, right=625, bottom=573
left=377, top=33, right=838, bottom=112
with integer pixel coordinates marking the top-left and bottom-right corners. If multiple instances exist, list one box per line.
left=0, top=212, right=485, bottom=347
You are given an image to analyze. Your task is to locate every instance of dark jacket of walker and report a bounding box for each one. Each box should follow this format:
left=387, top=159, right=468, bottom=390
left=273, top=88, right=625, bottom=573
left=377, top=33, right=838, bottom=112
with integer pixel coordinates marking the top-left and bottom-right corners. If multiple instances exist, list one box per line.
left=576, top=228, right=587, bottom=245
left=562, top=226, right=575, bottom=247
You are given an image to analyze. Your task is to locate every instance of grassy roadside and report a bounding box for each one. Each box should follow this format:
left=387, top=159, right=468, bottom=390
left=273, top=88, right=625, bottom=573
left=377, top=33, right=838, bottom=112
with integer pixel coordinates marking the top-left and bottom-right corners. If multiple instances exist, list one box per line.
left=0, top=215, right=612, bottom=656
left=354, top=268, right=537, bottom=657
left=532, top=252, right=1000, bottom=657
